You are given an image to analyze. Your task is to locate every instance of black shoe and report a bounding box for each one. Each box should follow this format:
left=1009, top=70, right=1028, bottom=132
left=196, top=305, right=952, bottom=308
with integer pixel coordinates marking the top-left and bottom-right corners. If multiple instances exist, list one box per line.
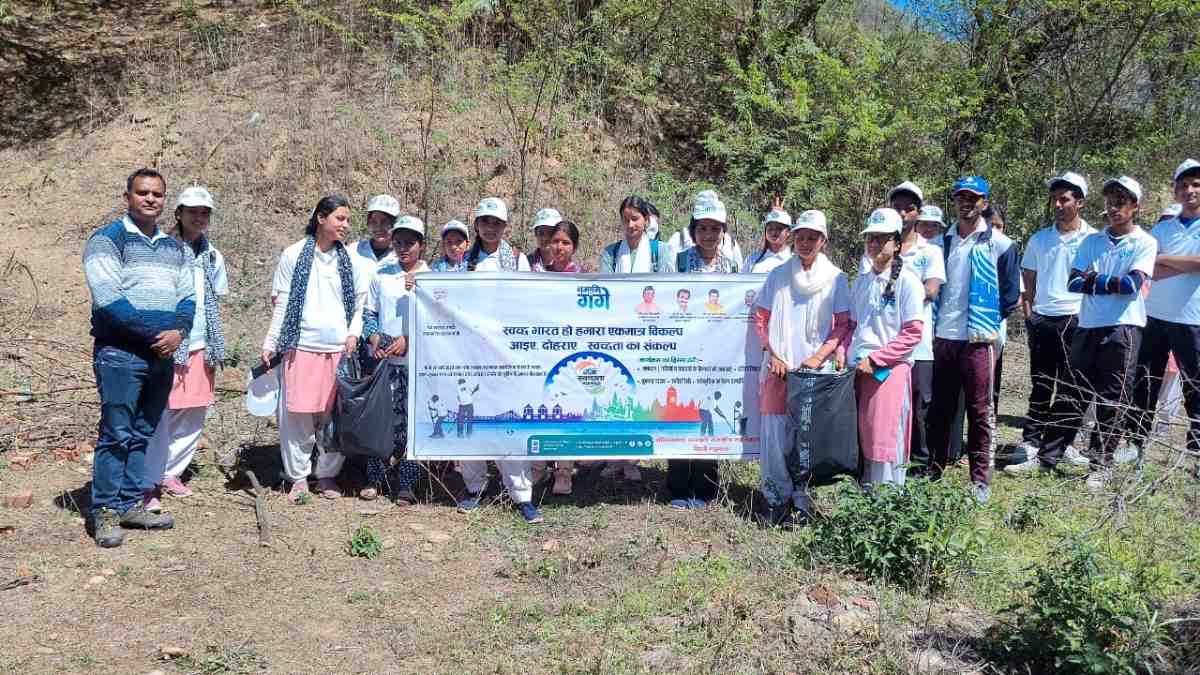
left=120, top=504, right=175, bottom=530
left=757, top=503, right=792, bottom=528
left=92, top=508, right=126, bottom=548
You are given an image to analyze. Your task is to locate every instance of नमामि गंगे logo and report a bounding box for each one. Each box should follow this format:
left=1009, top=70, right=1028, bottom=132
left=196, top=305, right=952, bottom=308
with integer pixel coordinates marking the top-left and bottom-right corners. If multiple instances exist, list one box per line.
left=576, top=284, right=611, bottom=311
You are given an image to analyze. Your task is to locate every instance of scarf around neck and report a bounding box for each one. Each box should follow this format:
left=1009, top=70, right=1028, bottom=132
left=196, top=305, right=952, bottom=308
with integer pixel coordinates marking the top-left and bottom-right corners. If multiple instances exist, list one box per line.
left=276, top=236, right=356, bottom=353
left=468, top=239, right=518, bottom=271
left=766, top=253, right=840, bottom=371
left=617, top=236, right=651, bottom=273
left=173, top=235, right=226, bottom=368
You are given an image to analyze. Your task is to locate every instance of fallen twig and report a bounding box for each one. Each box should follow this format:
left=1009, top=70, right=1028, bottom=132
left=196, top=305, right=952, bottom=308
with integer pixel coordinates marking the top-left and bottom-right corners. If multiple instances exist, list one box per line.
left=245, top=469, right=273, bottom=547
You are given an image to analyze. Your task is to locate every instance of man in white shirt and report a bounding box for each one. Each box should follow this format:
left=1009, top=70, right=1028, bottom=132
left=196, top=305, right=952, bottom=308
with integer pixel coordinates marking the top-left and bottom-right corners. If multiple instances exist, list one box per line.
left=1045, top=177, right=1156, bottom=488
left=1127, top=159, right=1200, bottom=473
left=927, top=176, right=1021, bottom=504
left=1007, top=172, right=1096, bottom=473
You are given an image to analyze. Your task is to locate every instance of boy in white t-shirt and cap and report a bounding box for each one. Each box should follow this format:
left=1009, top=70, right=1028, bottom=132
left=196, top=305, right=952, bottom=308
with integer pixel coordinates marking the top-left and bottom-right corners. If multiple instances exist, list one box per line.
left=1127, top=160, right=1200, bottom=474
left=1006, top=172, right=1096, bottom=474
left=1039, top=176, right=1156, bottom=488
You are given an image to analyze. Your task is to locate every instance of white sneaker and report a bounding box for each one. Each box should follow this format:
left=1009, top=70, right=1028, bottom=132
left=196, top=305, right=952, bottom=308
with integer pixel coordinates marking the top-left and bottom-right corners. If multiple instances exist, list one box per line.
left=1003, top=457, right=1043, bottom=476
left=1063, top=445, right=1090, bottom=467
left=1085, top=468, right=1113, bottom=491
left=1014, top=442, right=1039, bottom=463
left=1113, top=444, right=1139, bottom=465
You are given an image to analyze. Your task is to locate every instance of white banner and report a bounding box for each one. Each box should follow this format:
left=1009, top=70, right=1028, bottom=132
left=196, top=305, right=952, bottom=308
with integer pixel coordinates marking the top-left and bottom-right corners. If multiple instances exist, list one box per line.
left=407, top=272, right=765, bottom=460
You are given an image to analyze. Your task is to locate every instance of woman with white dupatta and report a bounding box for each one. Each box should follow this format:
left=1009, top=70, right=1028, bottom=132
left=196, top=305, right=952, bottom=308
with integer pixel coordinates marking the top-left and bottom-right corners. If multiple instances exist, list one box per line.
left=752, top=210, right=851, bottom=527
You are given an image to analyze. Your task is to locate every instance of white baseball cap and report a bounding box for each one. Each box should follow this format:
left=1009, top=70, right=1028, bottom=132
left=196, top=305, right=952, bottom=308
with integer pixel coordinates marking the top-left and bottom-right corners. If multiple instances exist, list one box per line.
left=366, top=194, right=401, bottom=218
left=1174, top=159, right=1200, bottom=182
left=473, top=197, right=508, bottom=222
left=917, top=205, right=945, bottom=226
left=1161, top=203, right=1183, bottom=219
left=532, top=208, right=563, bottom=231
left=391, top=215, right=425, bottom=236
left=441, top=220, right=469, bottom=237
left=1102, top=176, right=1143, bottom=204
left=792, top=210, right=828, bottom=236
left=692, top=190, right=727, bottom=224
left=887, top=181, right=924, bottom=204
left=245, top=368, right=280, bottom=417
left=176, top=186, right=214, bottom=210
left=762, top=208, right=792, bottom=228
left=862, top=208, right=903, bottom=236
left=1047, top=171, right=1089, bottom=198
left=646, top=214, right=660, bottom=240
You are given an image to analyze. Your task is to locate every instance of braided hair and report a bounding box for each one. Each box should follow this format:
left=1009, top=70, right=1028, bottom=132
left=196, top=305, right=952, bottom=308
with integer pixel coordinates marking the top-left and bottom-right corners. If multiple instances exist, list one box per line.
left=881, top=231, right=904, bottom=304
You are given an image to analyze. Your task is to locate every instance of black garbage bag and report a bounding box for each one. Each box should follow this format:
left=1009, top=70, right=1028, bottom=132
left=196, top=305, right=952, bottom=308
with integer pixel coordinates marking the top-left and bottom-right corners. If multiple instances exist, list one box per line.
left=320, top=356, right=395, bottom=459
left=786, top=369, right=859, bottom=486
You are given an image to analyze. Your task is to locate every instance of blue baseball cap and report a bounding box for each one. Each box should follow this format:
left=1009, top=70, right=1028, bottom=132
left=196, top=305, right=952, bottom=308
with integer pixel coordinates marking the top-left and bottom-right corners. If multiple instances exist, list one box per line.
left=952, top=176, right=990, bottom=198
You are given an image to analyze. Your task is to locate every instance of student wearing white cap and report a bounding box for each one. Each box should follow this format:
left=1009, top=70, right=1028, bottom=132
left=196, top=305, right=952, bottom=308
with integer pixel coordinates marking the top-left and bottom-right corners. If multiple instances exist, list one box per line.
left=358, top=216, right=430, bottom=503
left=752, top=209, right=850, bottom=524
left=261, top=195, right=369, bottom=503
left=675, top=190, right=741, bottom=273
left=743, top=201, right=793, bottom=274
left=1005, top=172, right=1096, bottom=475
left=431, top=220, right=470, bottom=272
left=666, top=196, right=742, bottom=265
left=455, top=197, right=541, bottom=522
left=868, top=186, right=947, bottom=476
left=462, top=197, right=531, bottom=272
left=144, top=186, right=227, bottom=509
left=848, top=208, right=926, bottom=487
left=1034, top=176, right=1156, bottom=489
left=915, top=205, right=947, bottom=243
left=1128, top=160, right=1200, bottom=474
left=353, top=194, right=401, bottom=271
left=528, top=208, right=583, bottom=272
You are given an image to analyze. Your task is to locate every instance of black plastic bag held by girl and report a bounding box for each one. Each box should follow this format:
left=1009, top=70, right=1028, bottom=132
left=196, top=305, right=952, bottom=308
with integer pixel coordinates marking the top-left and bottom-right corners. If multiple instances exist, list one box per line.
left=320, top=356, right=395, bottom=459
left=785, top=369, right=860, bottom=486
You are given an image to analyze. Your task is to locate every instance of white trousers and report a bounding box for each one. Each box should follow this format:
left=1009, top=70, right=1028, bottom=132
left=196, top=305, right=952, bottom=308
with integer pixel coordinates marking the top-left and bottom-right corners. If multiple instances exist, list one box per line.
left=759, top=414, right=811, bottom=509
left=458, top=460, right=533, bottom=503
left=278, top=374, right=343, bottom=483
left=862, top=460, right=906, bottom=487
left=145, top=406, right=207, bottom=481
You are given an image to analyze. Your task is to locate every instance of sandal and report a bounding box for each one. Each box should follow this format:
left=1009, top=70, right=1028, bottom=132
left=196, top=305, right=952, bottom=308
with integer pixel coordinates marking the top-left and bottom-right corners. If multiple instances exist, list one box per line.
left=288, top=481, right=311, bottom=504
left=316, top=478, right=341, bottom=500
left=359, top=484, right=380, bottom=501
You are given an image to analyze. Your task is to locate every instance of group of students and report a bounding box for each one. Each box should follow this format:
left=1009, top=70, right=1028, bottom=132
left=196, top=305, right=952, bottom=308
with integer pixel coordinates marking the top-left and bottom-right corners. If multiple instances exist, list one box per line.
left=81, top=159, right=1200, bottom=546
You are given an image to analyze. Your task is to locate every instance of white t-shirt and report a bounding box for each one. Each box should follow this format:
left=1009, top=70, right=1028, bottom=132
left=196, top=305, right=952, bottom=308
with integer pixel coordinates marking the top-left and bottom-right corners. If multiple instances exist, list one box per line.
left=457, top=381, right=474, bottom=406
left=366, top=263, right=414, bottom=365
left=352, top=239, right=397, bottom=271
left=1021, top=221, right=1095, bottom=316
left=743, top=247, right=792, bottom=274
left=858, top=239, right=944, bottom=360
left=935, top=222, right=1015, bottom=340
left=187, top=248, right=229, bottom=351
left=849, top=266, right=925, bottom=366
left=754, top=268, right=851, bottom=363
left=470, top=246, right=531, bottom=272
left=270, top=240, right=368, bottom=352
left=1072, top=227, right=1157, bottom=329
left=1146, top=216, right=1200, bottom=325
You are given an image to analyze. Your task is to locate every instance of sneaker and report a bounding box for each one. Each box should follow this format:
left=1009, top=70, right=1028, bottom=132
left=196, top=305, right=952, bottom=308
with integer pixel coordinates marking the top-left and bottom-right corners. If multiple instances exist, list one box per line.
left=1086, top=468, right=1113, bottom=491
left=161, top=477, right=194, bottom=497
left=688, top=498, right=710, bottom=510
left=971, top=482, right=991, bottom=505
left=551, top=471, right=573, bottom=496
left=120, top=504, right=175, bottom=530
left=457, top=492, right=483, bottom=513
left=288, top=480, right=311, bottom=504
left=1113, top=444, right=1139, bottom=465
left=143, top=495, right=163, bottom=513
left=1063, top=445, right=1090, bottom=467
left=316, top=478, right=340, bottom=499
left=1003, top=457, right=1044, bottom=476
left=622, top=463, right=642, bottom=481
left=92, top=508, right=126, bottom=548
left=1013, top=442, right=1039, bottom=464
left=516, top=502, right=544, bottom=524
left=669, top=499, right=692, bottom=510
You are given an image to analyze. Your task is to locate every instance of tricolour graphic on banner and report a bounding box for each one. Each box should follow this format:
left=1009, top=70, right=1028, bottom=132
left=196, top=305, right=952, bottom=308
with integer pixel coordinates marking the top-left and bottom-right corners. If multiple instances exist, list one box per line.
left=407, top=273, right=765, bottom=460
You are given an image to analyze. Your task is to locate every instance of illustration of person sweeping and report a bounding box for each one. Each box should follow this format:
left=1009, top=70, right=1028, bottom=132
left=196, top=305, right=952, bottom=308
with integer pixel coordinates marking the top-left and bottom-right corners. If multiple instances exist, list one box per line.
left=699, top=391, right=730, bottom=436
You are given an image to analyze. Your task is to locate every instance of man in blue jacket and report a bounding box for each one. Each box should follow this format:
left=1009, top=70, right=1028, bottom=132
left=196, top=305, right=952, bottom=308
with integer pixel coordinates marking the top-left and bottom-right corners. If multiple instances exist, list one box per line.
left=927, top=176, right=1021, bottom=504
left=83, top=168, right=195, bottom=547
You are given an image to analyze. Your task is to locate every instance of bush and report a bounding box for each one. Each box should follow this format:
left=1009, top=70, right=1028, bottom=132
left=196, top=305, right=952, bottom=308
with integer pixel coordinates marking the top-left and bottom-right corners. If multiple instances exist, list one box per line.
left=347, top=524, right=383, bottom=560
left=987, top=542, right=1166, bottom=674
left=797, top=478, right=984, bottom=593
